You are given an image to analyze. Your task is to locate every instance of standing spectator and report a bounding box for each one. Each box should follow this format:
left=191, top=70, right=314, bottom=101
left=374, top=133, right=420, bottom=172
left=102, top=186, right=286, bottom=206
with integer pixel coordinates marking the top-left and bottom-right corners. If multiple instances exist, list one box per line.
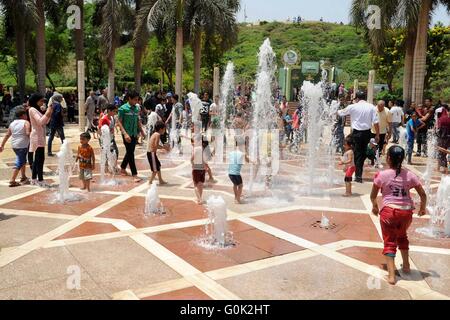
left=389, top=100, right=405, bottom=144
left=97, top=89, right=109, bottom=113
left=436, top=104, right=450, bottom=174
left=200, top=92, right=211, bottom=132
left=28, top=93, right=54, bottom=186
left=338, top=91, right=380, bottom=183
left=85, top=91, right=97, bottom=132
left=117, top=91, right=146, bottom=182
left=372, top=100, right=390, bottom=155
left=67, top=93, right=76, bottom=123
left=0, top=108, right=31, bottom=187
left=405, top=112, right=425, bottom=164
left=47, top=93, right=66, bottom=156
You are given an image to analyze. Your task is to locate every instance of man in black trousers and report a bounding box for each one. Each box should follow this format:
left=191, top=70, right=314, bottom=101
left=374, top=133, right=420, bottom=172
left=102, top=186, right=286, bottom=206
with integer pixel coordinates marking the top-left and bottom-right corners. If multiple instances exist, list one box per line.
left=338, top=91, right=380, bottom=183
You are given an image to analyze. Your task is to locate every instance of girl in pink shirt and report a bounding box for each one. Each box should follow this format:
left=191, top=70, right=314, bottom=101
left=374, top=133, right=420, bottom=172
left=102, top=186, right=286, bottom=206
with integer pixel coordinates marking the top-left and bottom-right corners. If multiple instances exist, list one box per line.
left=370, top=145, right=426, bottom=285
left=28, top=93, right=53, bottom=185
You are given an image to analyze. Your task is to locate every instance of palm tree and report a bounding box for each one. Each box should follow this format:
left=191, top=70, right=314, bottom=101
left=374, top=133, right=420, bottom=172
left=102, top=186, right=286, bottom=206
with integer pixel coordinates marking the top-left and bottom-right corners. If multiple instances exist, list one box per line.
left=350, top=0, right=420, bottom=105
left=95, top=0, right=133, bottom=102
left=142, top=0, right=185, bottom=96
left=35, top=0, right=46, bottom=95
left=0, top=0, right=38, bottom=102
left=184, top=0, right=240, bottom=94
left=132, top=0, right=155, bottom=94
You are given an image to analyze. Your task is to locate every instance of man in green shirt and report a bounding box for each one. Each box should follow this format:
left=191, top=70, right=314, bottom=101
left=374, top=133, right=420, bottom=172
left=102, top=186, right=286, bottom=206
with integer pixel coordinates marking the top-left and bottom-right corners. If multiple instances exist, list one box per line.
left=117, top=91, right=145, bottom=182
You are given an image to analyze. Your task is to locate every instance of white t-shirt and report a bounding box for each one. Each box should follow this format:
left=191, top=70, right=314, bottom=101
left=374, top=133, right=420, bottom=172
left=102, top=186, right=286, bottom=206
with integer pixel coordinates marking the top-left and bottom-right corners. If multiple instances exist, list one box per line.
left=10, top=119, right=30, bottom=149
left=147, top=111, right=161, bottom=128
left=338, top=100, right=379, bottom=131
left=209, top=103, right=219, bottom=116
left=389, top=106, right=404, bottom=123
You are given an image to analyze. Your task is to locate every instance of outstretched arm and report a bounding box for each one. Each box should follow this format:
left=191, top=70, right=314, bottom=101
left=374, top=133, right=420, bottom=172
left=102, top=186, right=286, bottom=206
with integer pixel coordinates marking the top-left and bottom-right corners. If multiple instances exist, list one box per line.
left=415, top=185, right=427, bottom=216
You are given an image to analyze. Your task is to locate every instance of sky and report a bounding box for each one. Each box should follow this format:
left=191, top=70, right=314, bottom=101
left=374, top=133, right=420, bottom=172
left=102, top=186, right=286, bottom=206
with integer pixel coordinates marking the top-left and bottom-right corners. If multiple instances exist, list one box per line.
left=237, top=0, right=450, bottom=25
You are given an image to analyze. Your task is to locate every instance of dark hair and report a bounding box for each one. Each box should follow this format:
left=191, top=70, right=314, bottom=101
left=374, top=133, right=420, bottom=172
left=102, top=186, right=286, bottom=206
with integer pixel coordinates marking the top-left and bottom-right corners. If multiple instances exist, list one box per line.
left=106, top=104, right=116, bottom=111
left=28, top=93, right=45, bottom=109
left=127, top=91, right=140, bottom=100
left=80, top=132, right=91, bottom=140
left=387, top=145, right=405, bottom=177
left=344, top=135, right=354, bottom=147
left=172, top=94, right=179, bottom=101
left=154, top=120, right=165, bottom=132
left=15, top=108, right=27, bottom=118
left=355, top=91, right=366, bottom=100
left=396, top=99, right=404, bottom=108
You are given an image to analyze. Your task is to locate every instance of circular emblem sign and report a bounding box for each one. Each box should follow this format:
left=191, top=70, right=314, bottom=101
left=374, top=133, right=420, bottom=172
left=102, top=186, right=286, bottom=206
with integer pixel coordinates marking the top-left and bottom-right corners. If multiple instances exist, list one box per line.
left=283, top=50, right=298, bottom=65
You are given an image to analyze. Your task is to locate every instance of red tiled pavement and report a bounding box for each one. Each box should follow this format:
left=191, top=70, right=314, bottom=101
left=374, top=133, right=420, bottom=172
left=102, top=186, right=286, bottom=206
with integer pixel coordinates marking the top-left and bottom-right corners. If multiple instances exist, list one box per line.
left=142, top=287, right=212, bottom=300
left=99, top=197, right=207, bottom=228
left=148, top=220, right=303, bottom=272
left=55, top=222, right=120, bottom=240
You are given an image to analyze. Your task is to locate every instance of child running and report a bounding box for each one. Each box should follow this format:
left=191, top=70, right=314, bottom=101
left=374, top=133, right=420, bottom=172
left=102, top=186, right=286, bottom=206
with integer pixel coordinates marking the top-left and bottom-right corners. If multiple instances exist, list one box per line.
left=370, top=145, right=427, bottom=285
left=147, top=121, right=169, bottom=185
left=191, top=135, right=207, bottom=204
left=338, top=136, right=355, bottom=197
left=0, top=108, right=31, bottom=187
left=76, top=132, right=95, bottom=192
left=228, top=136, right=250, bottom=204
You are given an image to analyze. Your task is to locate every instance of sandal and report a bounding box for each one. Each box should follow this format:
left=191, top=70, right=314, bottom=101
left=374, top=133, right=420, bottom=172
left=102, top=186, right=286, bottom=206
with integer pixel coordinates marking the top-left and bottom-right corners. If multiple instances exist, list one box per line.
left=20, top=177, right=30, bottom=184
left=9, top=181, right=21, bottom=187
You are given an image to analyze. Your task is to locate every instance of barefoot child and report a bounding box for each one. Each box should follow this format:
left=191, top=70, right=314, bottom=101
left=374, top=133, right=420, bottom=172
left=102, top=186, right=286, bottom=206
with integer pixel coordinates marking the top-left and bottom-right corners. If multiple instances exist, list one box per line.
left=370, top=145, right=427, bottom=285
left=76, top=132, right=95, bottom=192
left=338, top=136, right=355, bottom=196
left=148, top=121, right=169, bottom=185
left=191, top=136, right=207, bottom=204
left=0, top=108, right=31, bottom=187
left=228, top=136, right=250, bottom=204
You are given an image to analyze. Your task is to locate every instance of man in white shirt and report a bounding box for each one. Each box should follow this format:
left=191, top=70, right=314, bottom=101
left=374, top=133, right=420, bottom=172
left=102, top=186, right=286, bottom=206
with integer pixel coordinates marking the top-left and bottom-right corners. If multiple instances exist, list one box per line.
left=389, top=100, right=404, bottom=143
left=372, top=100, right=391, bottom=155
left=338, top=91, right=380, bottom=183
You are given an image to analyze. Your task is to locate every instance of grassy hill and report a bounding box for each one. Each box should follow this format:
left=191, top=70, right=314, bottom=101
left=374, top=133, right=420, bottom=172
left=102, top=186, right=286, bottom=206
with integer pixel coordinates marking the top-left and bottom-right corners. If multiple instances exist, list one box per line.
left=223, top=21, right=372, bottom=85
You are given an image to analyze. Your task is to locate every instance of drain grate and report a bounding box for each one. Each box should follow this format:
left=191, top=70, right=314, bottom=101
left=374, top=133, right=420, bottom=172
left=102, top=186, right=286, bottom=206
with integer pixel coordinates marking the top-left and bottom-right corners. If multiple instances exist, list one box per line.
left=311, top=220, right=338, bottom=230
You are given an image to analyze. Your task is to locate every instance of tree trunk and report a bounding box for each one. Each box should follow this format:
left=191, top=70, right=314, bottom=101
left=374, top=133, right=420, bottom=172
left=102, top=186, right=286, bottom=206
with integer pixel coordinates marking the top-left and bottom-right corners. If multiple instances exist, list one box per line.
left=75, top=0, right=85, bottom=62
left=107, top=53, right=115, bottom=103
left=412, top=0, right=432, bottom=104
left=403, top=26, right=417, bottom=108
left=36, top=0, right=46, bottom=95
left=15, top=29, right=26, bottom=103
left=193, top=30, right=202, bottom=94
left=175, top=26, right=183, bottom=96
left=134, top=46, right=144, bottom=94
left=46, top=72, right=56, bottom=91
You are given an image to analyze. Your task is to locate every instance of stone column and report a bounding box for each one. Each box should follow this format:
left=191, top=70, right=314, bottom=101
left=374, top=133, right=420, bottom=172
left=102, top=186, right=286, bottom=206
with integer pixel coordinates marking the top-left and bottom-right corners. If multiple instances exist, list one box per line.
left=78, top=60, right=86, bottom=132
left=213, top=67, right=220, bottom=97
left=367, top=70, right=376, bottom=105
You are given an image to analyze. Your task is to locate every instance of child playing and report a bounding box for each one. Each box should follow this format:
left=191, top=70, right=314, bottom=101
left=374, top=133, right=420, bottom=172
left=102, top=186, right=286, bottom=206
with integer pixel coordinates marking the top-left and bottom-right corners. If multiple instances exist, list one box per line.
left=228, top=136, right=250, bottom=204
left=405, top=112, right=425, bottom=165
left=147, top=121, right=169, bottom=185
left=0, top=108, right=31, bottom=187
left=370, top=145, right=427, bottom=285
left=191, top=135, right=207, bottom=204
left=98, top=104, right=119, bottom=173
left=76, top=132, right=95, bottom=192
left=366, top=138, right=378, bottom=166
left=202, top=139, right=217, bottom=183
left=338, top=136, right=355, bottom=197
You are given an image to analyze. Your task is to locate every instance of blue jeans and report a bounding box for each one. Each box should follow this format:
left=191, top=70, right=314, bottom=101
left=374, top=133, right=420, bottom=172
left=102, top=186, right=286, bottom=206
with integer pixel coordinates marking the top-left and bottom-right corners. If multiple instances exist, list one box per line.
left=48, top=127, right=65, bottom=154
left=391, top=122, right=401, bottom=143
left=407, top=139, right=414, bottom=163
left=13, top=148, right=28, bottom=169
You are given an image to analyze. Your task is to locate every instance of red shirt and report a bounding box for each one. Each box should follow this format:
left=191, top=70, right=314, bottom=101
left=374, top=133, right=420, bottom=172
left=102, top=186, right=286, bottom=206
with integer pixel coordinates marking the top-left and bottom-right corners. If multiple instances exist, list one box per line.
left=98, top=114, right=114, bottom=133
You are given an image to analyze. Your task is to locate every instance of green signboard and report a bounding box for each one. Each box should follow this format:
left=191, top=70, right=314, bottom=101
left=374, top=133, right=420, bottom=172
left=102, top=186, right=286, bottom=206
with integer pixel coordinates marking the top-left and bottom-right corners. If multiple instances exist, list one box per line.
left=301, top=61, right=320, bottom=75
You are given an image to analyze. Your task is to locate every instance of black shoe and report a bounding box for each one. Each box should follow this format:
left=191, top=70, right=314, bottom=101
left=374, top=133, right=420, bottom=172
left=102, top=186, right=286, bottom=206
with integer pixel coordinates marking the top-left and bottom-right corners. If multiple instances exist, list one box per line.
left=355, top=178, right=363, bottom=183
left=48, top=153, right=54, bottom=157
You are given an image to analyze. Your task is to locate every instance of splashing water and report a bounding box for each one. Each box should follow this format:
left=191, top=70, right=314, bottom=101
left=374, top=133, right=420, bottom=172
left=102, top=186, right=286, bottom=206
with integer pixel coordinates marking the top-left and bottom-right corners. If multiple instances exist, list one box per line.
left=214, top=62, right=235, bottom=164
left=200, top=195, right=234, bottom=248
left=187, top=92, right=203, bottom=126
left=144, top=182, right=166, bottom=216
left=54, top=140, right=83, bottom=203
left=320, top=213, right=330, bottom=228
left=99, top=125, right=118, bottom=185
left=248, top=39, right=277, bottom=195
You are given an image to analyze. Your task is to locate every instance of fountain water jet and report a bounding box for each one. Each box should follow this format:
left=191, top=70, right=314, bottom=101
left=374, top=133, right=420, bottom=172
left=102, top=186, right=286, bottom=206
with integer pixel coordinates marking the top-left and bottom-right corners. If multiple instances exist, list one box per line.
left=99, top=125, right=118, bottom=185
left=54, top=140, right=83, bottom=203
left=144, top=182, right=166, bottom=216
left=202, top=195, right=234, bottom=248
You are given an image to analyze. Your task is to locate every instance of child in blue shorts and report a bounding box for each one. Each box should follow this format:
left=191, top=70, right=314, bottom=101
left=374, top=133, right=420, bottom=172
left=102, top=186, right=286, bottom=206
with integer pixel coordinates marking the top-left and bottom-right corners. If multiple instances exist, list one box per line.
left=0, top=108, right=31, bottom=187
left=228, top=136, right=250, bottom=204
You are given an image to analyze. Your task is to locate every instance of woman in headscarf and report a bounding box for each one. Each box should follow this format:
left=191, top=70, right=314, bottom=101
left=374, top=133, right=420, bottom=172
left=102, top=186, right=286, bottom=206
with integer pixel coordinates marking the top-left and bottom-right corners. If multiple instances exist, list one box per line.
left=28, top=93, right=54, bottom=186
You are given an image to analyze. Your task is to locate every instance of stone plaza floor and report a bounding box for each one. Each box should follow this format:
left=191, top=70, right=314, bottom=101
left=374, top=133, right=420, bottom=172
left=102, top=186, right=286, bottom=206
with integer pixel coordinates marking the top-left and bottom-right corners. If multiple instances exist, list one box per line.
left=0, top=124, right=449, bottom=300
